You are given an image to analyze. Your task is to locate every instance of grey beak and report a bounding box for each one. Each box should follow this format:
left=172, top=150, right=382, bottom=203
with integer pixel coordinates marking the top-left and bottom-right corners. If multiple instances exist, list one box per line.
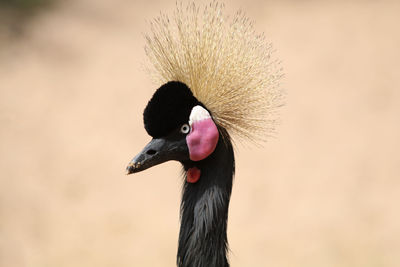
left=126, top=136, right=188, bottom=175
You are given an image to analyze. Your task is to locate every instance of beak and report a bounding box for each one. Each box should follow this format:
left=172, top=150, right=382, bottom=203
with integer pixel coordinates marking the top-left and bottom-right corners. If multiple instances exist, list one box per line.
left=126, top=136, right=188, bottom=175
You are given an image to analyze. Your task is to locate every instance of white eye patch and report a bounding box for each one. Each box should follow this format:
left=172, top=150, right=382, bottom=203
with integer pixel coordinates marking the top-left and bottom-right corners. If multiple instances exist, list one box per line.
left=189, top=105, right=211, bottom=126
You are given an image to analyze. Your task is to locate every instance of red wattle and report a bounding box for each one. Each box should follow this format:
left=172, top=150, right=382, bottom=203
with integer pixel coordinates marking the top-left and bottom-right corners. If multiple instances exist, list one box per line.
left=187, top=167, right=201, bottom=183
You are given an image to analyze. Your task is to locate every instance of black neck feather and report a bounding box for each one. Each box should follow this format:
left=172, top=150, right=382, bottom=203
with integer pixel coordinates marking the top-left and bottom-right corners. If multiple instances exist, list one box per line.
left=178, top=130, right=235, bottom=267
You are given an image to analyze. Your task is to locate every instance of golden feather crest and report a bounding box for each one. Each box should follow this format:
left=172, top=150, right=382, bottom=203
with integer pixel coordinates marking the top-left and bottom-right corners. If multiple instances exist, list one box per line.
left=144, top=1, right=283, bottom=144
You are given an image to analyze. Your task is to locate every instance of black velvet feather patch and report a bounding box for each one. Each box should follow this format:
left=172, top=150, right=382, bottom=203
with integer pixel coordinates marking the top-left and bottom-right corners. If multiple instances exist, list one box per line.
left=143, top=81, right=199, bottom=138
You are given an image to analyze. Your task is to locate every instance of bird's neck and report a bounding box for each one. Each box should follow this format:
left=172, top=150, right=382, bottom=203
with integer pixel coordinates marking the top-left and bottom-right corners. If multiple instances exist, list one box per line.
left=178, top=132, right=235, bottom=267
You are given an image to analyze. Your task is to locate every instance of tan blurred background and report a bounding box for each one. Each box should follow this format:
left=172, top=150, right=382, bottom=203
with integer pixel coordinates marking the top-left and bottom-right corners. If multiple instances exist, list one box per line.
left=1, top=0, right=399, bottom=266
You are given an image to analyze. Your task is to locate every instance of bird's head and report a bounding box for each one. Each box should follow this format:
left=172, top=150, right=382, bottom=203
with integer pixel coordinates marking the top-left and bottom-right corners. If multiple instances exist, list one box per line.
left=126, top=81, right=219, bottom=181
left=126, top=2, right=282, bottom=184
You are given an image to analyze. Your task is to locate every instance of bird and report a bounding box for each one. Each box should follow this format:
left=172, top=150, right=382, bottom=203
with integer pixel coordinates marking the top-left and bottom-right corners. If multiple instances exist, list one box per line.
left=126, top=1, right=282, bottom=267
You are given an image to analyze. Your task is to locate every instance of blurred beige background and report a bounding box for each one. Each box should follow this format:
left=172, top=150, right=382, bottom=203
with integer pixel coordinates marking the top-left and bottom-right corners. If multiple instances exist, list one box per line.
left=1, top=0, right=399, bottom=266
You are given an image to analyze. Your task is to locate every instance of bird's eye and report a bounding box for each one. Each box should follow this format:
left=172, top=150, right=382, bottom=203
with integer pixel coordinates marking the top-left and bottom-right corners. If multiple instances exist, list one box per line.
left=180, top=124, right=190, bottom=134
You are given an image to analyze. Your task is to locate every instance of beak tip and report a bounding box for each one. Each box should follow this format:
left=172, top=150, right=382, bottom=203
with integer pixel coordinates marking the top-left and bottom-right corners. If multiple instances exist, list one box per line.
left=125, top=163, right=134, bottom=175
left=126, top=161, right=141, bottom=175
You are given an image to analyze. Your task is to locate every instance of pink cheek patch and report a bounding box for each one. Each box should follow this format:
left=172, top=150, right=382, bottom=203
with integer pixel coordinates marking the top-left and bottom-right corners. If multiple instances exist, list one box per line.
left=186, top=117, right=219, bottom=161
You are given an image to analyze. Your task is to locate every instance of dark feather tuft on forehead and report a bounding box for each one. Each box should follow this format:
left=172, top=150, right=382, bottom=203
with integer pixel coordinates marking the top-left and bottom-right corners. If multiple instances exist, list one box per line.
left=143, top=81, right=199, bottom=138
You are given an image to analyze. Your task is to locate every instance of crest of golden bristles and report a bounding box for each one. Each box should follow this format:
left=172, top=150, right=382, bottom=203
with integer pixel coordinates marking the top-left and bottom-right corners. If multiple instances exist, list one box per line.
left=144, top=1, right=283, bottom=145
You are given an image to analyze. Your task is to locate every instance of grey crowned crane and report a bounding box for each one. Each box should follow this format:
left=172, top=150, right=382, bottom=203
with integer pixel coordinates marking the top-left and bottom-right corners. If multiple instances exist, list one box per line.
left=126, top=2, right=282, bottom=267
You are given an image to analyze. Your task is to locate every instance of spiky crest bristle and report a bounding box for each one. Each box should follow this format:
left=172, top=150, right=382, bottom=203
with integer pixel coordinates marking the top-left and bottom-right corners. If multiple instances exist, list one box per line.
left=145, top=1, right=283, bottom=144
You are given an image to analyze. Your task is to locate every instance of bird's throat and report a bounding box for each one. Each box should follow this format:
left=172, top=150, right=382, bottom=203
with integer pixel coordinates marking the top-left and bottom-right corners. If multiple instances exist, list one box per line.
left=178, top=131, right=235, bottom=267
